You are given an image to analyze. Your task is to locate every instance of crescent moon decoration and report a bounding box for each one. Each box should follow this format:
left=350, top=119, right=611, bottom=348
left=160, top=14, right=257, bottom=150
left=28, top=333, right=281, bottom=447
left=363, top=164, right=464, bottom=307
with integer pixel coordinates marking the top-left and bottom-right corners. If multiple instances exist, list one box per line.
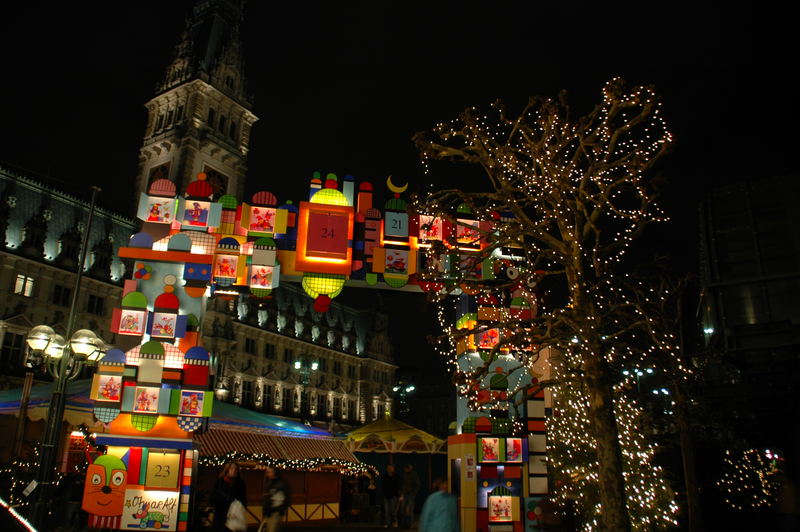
left=386, top=175, right=408, bottom=194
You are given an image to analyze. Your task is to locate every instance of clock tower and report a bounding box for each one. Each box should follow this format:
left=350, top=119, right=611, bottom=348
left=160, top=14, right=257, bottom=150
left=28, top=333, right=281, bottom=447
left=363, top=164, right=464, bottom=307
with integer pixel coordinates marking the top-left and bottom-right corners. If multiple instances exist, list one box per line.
left=135, top=0, right=257, bottom=202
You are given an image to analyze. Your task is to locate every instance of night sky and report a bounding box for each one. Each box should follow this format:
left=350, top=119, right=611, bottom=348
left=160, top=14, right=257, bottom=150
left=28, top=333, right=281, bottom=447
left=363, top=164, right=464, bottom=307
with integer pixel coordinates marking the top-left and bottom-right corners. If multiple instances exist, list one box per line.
left=1, top=2, right=796, bottom=380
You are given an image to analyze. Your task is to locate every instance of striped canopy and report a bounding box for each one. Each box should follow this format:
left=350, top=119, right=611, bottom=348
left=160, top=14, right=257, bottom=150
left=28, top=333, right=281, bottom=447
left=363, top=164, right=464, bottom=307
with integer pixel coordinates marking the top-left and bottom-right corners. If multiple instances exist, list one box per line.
left=0, top=379, right=94, bottom=425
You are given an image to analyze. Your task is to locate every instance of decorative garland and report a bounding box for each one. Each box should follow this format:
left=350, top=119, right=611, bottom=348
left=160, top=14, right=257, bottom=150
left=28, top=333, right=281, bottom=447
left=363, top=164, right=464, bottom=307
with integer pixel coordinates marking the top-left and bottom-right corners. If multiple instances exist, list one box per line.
left=198, top=452, right=378, bottom=477
left=0, top=448, right=47, bottom=509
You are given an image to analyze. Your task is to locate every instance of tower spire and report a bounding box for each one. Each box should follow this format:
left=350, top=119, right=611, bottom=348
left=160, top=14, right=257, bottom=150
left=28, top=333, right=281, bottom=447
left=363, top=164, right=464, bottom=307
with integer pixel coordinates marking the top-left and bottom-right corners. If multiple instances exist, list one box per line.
left=158, top=0, right=252, bottom=107
left=135, top=0, right=257, bottom=204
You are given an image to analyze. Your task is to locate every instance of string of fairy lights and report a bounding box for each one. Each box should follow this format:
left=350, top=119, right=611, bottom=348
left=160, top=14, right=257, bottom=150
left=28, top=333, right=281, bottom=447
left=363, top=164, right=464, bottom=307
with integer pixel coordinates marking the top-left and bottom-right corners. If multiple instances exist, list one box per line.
left=68, top=426, right=377, bottom=478
left=0, top=445, right=72, bottom=510
left=198, top=452, right=377, bottom=477
left=0, top=426, right=105, bottom=509
left=413, top=79, right=681, bottom=527
left=0, top=454, right=41, bottom=508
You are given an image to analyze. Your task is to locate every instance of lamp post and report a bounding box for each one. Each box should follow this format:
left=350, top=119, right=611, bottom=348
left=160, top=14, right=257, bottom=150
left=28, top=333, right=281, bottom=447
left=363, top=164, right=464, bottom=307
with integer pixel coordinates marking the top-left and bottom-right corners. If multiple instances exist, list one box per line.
left=392, top=379, right=416, bottom=419
left=294, top=358, right=318, bottom=424
left=24, top=185, right=103, bottom=529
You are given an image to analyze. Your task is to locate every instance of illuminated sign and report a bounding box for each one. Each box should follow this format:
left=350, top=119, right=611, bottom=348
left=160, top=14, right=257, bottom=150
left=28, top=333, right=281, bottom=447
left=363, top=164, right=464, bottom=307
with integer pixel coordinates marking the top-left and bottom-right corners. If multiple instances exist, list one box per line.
left=150, top=312, right=177, bottom=339
left=477, top=328, right=500, bottom=350
left=178, top=390, right=205, bottom=417
left=144, top=198, right=175, bottom=224
left=183, top=200, right=210, bottom=227
left=117, top=309, right=147, bottom=336
left=457, top=218, right=481, bottom=246
left=249, top=206, right=276, bottom=233
left=250, top=265, right=275, bottom=289
left=479, top=437, right=503, bottom=462
left=93, top=375, right=122, bottom=402
left=384, top=212, right=408, bottom=238
left=132, top=387, right=160, bottom=414
left=489, top=495, right=513, bottom=522
left=506, top=437, right=523, bottom=462
left=213, top=254, right=239, bottom=278
left=121, top=489, right=178, bottom=531
left=144, top=452, right=181, bottom=489
left=384, top=249, right=409, bottom=275
left=295, top=201, right=354, bottom=275
left=307, top=212, right=349, bottom=256
left=418, top=215, right=442, bottom=241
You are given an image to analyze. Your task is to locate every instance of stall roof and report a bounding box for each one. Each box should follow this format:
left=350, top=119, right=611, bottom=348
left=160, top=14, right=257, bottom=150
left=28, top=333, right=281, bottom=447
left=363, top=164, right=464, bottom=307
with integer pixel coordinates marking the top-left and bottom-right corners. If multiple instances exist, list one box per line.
left=195, top=424, right=359, bottom=464
left=0, top=381, right=369, bottom=474
left=0, top=379, right=93, bottom=425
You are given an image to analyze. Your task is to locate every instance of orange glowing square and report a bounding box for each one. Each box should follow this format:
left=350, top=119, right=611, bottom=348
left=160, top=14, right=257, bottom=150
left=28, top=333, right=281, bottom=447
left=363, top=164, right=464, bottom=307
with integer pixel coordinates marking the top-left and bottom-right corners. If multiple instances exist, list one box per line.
left=295, top=201, right=354, bottom=275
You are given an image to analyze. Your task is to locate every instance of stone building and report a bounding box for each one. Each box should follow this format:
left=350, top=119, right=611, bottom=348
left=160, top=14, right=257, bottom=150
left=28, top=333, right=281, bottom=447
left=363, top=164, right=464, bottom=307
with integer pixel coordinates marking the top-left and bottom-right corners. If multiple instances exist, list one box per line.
left=135, top=0, right=257, bottom=201
left=0, top=0, right=397, bottom=431
left=205, top=285, right=395, bottom=430
left=698, top=173, right=800, bottom=450
left=0, top=167, right=136, bottom=385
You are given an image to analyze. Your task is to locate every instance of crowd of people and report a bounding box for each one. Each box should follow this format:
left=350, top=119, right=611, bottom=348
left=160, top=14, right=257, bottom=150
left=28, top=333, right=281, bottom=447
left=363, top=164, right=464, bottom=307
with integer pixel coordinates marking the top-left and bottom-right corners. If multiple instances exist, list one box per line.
left=372, top=463, right=457, bottom=531
left=210, top=461, right=290, bottom=532
left=210, top=460, right=458, bottom=532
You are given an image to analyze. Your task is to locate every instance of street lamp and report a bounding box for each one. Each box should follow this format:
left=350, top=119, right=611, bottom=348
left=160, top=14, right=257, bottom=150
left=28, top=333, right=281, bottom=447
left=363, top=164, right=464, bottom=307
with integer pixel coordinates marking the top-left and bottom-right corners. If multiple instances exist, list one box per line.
left=392, top=379, right=416, bottom=418
left=621, top=367, right=654, bottom=393
left=25, top=327, right=103, bottom=378
left=24, top=327, right=103, bottom=525
left=23, top=185, right=103, bottom=529
left=294, top=359, right=319, bottom=383
left=294, top=358, right=318, bottom=424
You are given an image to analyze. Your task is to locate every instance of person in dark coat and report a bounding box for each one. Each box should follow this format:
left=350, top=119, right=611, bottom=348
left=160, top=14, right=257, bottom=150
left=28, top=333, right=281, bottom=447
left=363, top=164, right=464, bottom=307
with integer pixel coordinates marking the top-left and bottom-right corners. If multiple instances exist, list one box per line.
left=382, top=464, right=402, bottom=528
left=262, top=466, right=290, bottom=532
left=211, top=461, right=247, bottom=531
left=340, top=478, right=356, bottom=523
left=400, top=464, right=420, bottom=528
left=56, top=472, right=84, bottom=529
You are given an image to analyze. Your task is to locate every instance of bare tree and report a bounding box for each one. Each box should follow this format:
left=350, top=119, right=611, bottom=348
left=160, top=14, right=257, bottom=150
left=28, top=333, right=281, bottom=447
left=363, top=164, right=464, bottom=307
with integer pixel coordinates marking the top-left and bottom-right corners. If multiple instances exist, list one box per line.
left=413, top=78, right=673, bottom=532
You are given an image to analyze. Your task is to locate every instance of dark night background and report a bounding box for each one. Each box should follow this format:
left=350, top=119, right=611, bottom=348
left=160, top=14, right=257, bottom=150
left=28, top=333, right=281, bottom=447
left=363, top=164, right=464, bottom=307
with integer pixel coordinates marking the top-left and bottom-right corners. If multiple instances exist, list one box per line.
left=0, top=3, right=796, bottom=386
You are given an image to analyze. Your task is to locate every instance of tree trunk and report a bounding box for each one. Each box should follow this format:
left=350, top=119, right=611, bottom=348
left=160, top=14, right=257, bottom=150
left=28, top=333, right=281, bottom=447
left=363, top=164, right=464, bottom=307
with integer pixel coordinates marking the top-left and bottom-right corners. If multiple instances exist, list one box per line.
left=674, top=382, right=704, bottom=531
left=584, top=351, right=632, bottom=532
left=567, top=259, right=631, bottom=532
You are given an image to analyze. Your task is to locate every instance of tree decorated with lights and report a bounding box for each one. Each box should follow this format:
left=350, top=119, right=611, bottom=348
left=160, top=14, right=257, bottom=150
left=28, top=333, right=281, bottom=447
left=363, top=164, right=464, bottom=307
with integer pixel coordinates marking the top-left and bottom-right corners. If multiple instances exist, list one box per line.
left=414, top=78, right=673, bottom=531
left=625, top=271, right=707, bottom=530
left=717, top=448, right=782, bottom=511
left=548, top=349, right=679, bottom=531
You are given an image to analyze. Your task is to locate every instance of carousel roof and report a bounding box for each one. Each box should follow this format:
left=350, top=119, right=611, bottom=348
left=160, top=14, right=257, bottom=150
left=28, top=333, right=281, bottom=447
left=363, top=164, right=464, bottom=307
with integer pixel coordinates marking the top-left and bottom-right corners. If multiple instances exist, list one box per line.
left=344, top=415, right=446, bottom=454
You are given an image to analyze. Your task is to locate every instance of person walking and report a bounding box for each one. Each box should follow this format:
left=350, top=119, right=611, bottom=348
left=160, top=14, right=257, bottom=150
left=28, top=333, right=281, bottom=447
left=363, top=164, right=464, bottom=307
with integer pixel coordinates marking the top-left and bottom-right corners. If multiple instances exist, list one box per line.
left=366, top=473, right=378, bottom=522
left=340, top=478, right=356, bottom=523
left=211, top=461, right=247, bottom=532
left=381, top=464, right=402, bottom=528
left=55, top=472, right=83, bottom=531
left=400, top=464, right=420, bottom=528
left=419, top=478, right=458, bottom=532
left=261, top=466, right=290, bottom=532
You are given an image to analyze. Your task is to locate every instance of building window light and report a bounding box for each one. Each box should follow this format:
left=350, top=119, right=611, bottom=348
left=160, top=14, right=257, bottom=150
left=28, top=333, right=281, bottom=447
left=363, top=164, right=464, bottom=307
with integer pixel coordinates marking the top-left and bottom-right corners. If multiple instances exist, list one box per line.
left=14, top=275, right=35, bottom=297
